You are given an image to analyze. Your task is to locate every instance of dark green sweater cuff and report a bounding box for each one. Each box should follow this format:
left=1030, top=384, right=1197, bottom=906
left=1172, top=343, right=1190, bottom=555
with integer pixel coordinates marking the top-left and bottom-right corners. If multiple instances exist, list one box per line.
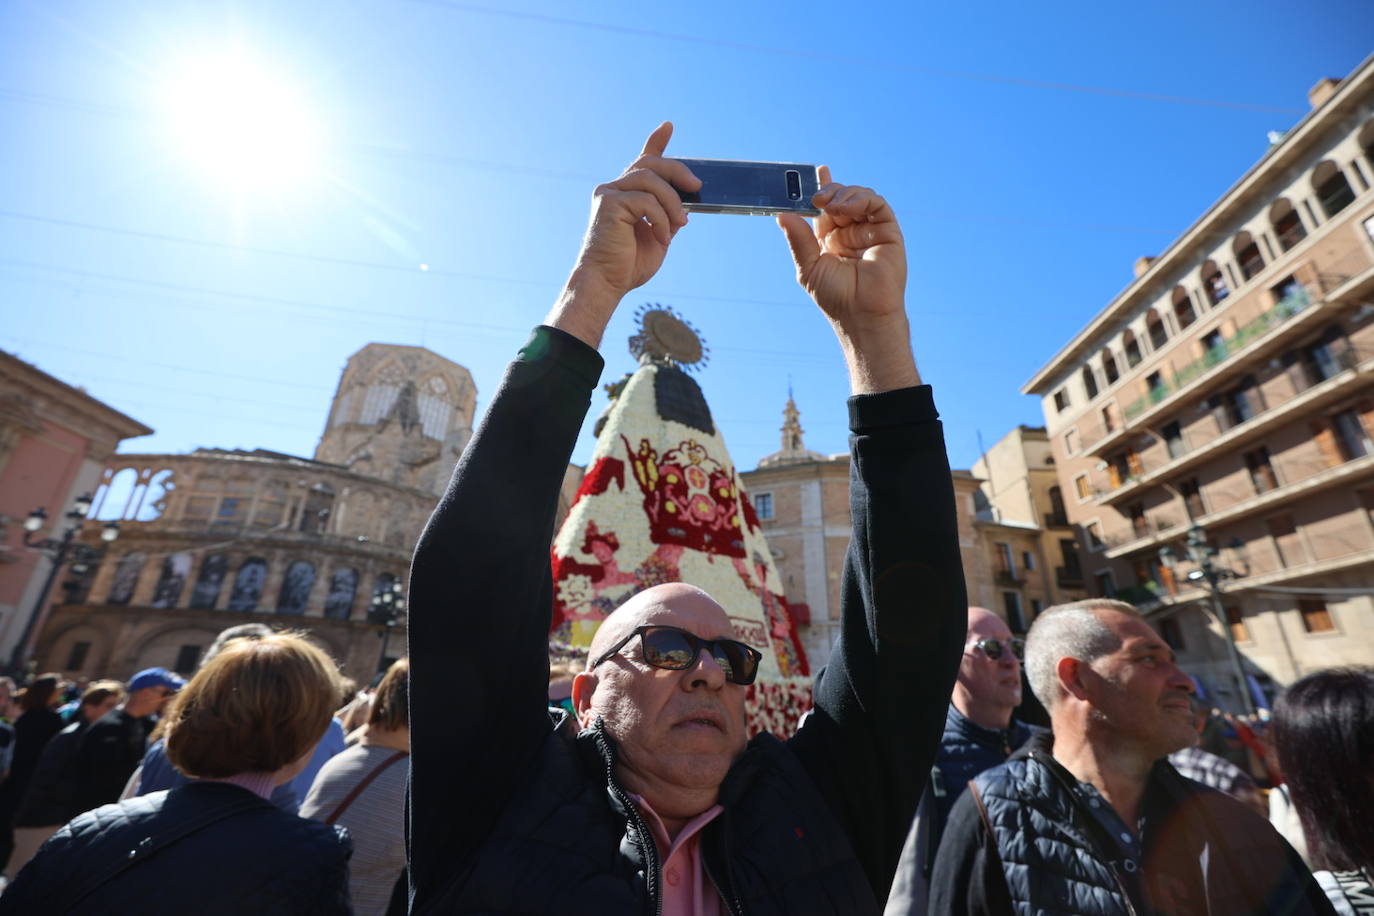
left=518, top=325, right=605, bottom=390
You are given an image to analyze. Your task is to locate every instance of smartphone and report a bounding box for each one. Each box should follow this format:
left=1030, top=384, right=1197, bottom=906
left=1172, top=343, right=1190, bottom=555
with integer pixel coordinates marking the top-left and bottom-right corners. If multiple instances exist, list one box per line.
left=671, top=158, right=821, bottom=216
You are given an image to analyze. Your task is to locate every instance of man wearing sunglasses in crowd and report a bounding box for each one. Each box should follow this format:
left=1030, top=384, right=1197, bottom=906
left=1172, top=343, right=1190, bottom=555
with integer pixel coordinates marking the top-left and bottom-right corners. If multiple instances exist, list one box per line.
left=405, top=122, right=966, bottom=914
left=886, top=607, right=1043, bottom=914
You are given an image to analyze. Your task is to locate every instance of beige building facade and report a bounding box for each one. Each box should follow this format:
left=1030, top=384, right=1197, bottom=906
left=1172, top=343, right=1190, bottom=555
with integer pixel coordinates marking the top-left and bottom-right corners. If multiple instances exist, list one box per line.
left=1025, top=59, right=1374, bottom=708
left=31, top=343, right=481, bottom=684
left=741, top=397, right=1017, bottom=664
left=971, top=425, right=1090, bottom=627
left=739, top=396, right=851, bottom=669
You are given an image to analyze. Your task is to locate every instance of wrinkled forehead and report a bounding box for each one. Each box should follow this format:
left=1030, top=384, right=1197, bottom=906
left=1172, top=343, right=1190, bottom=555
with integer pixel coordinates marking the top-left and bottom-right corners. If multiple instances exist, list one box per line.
left=1102, top=610, right=1157, bottom=646
left=590, top=585, right=734, bottom=659
left=966, top=610, right=1013, bottom=642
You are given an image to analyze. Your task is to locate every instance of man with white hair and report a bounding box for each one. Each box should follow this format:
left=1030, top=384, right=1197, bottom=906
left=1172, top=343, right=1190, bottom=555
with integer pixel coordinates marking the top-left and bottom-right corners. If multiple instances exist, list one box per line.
left=886, top=607, right=1041, bottom=914
left=928, top=599, right=1331, bottom=916
left=406, top=123, right=967, bottom=914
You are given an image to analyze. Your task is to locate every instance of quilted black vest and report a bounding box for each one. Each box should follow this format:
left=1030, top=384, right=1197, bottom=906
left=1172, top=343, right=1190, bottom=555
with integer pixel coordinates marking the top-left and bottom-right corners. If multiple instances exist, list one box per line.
left=969, top=738, right=1330, bottom=916
left=423, top=713, right=878, bottom=915
left=971, top=749, right=1139, bottom=916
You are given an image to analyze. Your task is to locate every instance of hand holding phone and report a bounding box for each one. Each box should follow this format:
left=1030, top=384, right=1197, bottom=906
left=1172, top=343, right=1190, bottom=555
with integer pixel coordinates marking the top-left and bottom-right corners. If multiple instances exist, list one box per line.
left=777, top=169, right=918, bottom=394
left=671, top=159, right=821, bottom=217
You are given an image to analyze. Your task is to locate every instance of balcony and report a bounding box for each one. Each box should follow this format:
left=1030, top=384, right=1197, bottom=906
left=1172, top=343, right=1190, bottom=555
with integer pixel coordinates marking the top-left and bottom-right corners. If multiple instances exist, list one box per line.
left=1094, top=346, right=1374, bottom=506
left=1123, top=287, right=1312, bottom=422
left=1115, top=582, right=1164, bottom=608
left=994, top=565, right=1025, bottom=587
left=1055, top=566, right=1084, bottom=589
left=1101, top=514, right=1183, bottom=555
left=102, top=519, right=407, bottom=555
left=1085, top=286, right=1335, bottom=458
left=1105, top=451, right=1374, bottom=559
left=1141, top=546, right=1374, bottom=619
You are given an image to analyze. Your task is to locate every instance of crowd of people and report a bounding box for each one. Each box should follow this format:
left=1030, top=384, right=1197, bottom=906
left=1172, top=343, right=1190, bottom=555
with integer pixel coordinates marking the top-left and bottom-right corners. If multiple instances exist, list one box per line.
left=0, top=631, right=411, bottom=914
left=0, top=125, right=1367, bottom=914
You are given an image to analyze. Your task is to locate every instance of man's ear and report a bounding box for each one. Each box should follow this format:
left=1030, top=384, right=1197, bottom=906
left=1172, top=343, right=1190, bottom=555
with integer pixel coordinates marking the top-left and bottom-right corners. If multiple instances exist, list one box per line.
left=1056, top=656, right=1091, bottom=703
left=571, top=671, right=597, bottom=728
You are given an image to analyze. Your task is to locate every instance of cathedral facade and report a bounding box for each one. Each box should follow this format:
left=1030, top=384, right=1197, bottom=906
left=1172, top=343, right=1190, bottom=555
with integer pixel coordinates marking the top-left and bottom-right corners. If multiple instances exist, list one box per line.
left=30, top=344, right=481, bottom=684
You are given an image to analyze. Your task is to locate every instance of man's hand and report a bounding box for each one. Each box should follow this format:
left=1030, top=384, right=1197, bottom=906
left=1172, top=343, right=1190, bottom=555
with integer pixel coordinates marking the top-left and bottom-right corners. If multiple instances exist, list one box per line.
left=546, top=122, right=701, bottom=349
left=778, top=168, right=920, bottom=394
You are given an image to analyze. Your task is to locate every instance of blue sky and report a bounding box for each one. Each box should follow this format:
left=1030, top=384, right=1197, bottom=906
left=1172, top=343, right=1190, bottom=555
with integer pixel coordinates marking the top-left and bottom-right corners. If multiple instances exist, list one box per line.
left=2, top=0, right=1371, bottom=475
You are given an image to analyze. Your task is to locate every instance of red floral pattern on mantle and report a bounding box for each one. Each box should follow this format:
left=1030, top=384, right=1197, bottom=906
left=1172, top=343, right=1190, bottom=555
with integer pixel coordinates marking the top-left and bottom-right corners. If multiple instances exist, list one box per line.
left=548, top=362, right=812, bottom=736
left=623, top=436, right=746, bottom=558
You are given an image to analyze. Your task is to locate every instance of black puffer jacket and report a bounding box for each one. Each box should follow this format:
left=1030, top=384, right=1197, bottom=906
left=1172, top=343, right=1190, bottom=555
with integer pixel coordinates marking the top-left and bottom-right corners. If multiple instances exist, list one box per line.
left=449, top=710, right=877, bottom=914
left=0, top=782, right=352, bottom=915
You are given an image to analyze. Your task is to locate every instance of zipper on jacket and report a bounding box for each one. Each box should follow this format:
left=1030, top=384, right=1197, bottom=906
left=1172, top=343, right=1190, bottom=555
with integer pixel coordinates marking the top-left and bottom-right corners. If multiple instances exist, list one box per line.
left=1030, top=750, right=1141, bottom=916
left=701, top=841, right=745, bottom=916
left=595, top=720, right=664, bottom=916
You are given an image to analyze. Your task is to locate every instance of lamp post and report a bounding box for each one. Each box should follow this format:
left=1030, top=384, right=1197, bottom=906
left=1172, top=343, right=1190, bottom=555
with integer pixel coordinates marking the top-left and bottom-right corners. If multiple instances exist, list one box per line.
left=1159, top=524, right=1255, bottom=716
left=12, top=494, right=119, bottom=676
left=369, top=577, right=406, bottom=675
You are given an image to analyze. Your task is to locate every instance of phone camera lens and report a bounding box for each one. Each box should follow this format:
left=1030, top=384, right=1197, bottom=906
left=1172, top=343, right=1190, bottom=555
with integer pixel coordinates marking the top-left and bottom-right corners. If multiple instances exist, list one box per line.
left=785, top=170, right=801, bottom=200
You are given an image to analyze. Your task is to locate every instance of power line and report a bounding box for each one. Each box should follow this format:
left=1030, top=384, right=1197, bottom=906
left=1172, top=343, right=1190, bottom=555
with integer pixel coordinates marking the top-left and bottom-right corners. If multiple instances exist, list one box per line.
left=0, top=210, right=832, bottom=310
left=0, top=256, right=541, bottom=331
left=398, top=0, right=1307, bottom=115
left=0, top=259, right=844, bottom=365
left=0, top=334, right=336, bottom=393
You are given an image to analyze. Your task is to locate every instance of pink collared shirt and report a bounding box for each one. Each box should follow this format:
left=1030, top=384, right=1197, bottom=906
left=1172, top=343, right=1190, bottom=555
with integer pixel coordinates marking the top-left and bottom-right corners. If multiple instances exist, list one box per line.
left=631, top=795, right=726, bottom=916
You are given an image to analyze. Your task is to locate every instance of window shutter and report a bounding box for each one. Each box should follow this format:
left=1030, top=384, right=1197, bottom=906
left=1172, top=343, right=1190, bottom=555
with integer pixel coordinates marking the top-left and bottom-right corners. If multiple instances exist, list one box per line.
left=1127, top=450, right=1145, bottom=476
left=1311, top=420, right=1343, bottom=468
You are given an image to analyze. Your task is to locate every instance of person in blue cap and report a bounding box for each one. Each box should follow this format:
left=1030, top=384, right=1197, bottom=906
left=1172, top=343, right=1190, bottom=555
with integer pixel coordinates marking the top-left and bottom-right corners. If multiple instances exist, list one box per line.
left=69, top=666, right=184, bottom=817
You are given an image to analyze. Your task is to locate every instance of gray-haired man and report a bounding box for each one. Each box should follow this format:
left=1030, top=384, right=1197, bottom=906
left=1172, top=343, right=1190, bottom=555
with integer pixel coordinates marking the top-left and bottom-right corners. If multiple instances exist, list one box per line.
left=928, top=599, right=1332, bottom=916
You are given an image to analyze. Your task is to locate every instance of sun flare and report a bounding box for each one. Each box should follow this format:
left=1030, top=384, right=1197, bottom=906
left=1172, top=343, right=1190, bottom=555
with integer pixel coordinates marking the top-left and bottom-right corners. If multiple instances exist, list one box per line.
left=159, top=49, right=324, bottom=194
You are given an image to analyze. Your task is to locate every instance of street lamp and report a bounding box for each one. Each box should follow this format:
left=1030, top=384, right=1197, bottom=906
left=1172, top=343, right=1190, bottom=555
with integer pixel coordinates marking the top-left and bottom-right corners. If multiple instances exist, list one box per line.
left=12, top=495, right=119, bottom=675
left=1159, top=524, right=1255, bottom=716
left=369, top=577, right=406, bottom=675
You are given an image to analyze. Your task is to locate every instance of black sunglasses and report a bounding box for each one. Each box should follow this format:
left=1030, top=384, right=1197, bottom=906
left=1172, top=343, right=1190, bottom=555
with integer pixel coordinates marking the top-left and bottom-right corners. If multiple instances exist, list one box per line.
left=589, top=625, right=763, bottom=686
left=968, top=637, right=1025, bottom=661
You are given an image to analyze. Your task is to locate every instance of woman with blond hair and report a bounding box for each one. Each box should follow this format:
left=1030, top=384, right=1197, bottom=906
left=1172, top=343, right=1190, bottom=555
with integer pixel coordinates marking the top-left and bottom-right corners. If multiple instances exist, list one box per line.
left=0, top=635, right=352, bottom=914
left=303, top=657, right=410, bottom=915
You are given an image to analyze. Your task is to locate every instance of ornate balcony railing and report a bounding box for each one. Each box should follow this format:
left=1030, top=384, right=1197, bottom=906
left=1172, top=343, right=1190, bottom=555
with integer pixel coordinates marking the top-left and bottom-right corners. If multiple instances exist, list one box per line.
left=1123, top=286, right=1312, bottom=421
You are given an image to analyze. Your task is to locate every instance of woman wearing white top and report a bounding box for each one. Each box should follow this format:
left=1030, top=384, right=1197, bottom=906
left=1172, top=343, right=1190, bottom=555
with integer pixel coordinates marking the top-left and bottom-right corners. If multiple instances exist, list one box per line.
left=302, top=658, right=410, bottom=916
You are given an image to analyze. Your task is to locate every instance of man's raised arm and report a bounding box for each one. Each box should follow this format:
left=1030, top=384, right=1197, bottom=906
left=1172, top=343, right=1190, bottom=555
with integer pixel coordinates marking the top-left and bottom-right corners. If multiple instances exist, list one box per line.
left=405, top=124, right=699, bottom=905
left=779, top=174, right=968, bottom=897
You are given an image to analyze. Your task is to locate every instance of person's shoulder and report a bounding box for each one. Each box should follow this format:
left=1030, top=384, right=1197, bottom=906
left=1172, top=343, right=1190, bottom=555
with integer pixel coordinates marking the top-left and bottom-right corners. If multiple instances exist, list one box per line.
left=323, top=717, right=346, bottom=749
left=52, top=792, right=171, bottom=848
left=1157, top=763, right=1271, bottom=828
left=87, top=708, right=127, bottom=732
left=253, top=805, right=353, bottom=860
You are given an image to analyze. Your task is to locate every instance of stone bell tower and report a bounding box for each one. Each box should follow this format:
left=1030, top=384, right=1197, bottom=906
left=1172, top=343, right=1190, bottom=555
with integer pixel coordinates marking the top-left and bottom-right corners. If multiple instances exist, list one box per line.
left=314, top=344, right=476, bottom=497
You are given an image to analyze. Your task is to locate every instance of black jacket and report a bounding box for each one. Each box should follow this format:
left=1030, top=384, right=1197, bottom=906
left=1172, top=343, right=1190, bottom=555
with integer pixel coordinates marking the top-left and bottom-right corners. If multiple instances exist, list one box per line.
left=72, top=708, right=153, bottom=816
left=0, top=782, right=352, bottom=915
left=885, top=707, right=1041, bottom=914
left=407, top=326, right=967, bottom=913
left=928, top=731, right=1334, bottom=916
left=16, top=719, right=88, bottom=827
left=0, top=708, right=64, bottom=828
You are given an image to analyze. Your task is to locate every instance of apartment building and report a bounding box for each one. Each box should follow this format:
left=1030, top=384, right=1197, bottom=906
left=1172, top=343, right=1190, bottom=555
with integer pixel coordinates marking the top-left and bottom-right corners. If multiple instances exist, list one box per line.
left=972, top=425, right=1091, bottom=626
left=1024, top=59, right=1374, bottom=707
